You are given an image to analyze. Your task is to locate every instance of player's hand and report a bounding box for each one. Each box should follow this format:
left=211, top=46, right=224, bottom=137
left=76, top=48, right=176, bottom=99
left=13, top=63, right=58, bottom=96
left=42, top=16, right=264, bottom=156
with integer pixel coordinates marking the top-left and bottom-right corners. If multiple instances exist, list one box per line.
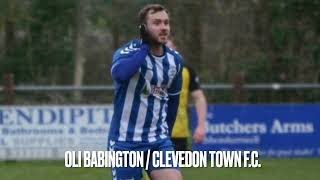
left=193, top=125, right=206, bottom=143
left=139, top=24, right=150, bottom=44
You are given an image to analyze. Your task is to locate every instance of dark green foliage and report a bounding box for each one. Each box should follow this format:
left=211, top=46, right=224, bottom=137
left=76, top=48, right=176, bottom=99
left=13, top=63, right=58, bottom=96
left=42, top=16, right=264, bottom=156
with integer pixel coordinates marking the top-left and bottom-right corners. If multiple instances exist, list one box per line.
left=0, top=0, right=320, bottom=103
left=0, top=0, right=76, bottom=84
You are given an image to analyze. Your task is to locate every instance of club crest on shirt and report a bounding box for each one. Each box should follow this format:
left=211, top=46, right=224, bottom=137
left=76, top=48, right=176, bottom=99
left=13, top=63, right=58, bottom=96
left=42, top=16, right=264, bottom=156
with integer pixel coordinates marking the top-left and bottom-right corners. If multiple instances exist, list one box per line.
left=141, top=83, right=168, bottom=100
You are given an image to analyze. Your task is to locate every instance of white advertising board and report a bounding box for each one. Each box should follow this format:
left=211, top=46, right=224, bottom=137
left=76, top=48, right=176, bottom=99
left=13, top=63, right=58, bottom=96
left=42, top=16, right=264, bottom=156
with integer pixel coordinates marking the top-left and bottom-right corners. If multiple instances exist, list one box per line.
left=0, top=105, right=113, bottom=160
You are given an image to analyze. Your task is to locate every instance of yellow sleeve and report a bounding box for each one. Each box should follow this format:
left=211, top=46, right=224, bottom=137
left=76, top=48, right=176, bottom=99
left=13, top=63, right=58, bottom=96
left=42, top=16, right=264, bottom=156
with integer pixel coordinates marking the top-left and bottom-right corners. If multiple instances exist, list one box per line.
left=172, top=67, right=191, bottom=138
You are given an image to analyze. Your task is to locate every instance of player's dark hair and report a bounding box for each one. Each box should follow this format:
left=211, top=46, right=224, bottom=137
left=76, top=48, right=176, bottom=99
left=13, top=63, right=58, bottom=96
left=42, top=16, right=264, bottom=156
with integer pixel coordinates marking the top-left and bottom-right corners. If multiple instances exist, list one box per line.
left=138, top=4, right=168, bottom=24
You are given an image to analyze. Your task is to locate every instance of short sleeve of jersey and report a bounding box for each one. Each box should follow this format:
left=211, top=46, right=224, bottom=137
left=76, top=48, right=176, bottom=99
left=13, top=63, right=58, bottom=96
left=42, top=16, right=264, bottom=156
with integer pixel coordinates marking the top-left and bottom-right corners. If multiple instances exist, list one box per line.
left=187, top=66, right=201, bottom=92
left=167, top=51, right=184, bottom=96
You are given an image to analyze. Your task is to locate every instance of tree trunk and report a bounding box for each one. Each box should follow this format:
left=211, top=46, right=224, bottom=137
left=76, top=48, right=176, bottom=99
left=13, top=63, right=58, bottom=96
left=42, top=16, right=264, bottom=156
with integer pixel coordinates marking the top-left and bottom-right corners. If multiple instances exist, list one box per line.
left=73, top=0, right=86, bottom=101
left=4, top=0, right=17, bottom=56
left=182, top=1, right=202, bottom=70
left=110, top=1, right=121, bottom=51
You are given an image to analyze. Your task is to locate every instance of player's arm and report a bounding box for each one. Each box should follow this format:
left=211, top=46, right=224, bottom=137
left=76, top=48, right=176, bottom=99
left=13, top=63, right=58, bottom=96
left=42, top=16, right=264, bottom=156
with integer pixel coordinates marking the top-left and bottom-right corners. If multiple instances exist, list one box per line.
left=191, top=89, right=207, bottom=143
left=166, top=63, right=183, bottom=135
left=188, top=67, right=207, bottom=143
left=111, top=43, right=149, bottom=82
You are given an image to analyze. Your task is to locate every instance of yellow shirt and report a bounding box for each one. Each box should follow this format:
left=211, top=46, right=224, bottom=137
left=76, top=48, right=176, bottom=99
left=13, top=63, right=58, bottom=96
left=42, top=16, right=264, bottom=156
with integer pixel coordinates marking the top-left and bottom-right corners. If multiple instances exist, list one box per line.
left=172, top=66, right=200, bottom=138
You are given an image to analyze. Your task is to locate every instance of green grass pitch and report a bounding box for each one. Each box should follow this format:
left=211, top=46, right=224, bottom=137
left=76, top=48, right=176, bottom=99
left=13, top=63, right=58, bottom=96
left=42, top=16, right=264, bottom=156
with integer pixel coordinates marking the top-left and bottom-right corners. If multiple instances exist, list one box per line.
left=1, top=159, right=319, bottom=180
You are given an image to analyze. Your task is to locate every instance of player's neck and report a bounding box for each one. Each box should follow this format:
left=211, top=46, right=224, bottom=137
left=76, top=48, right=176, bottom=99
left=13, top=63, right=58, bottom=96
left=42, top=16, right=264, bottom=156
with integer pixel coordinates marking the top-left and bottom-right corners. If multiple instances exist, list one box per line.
left=150, top=44, right=164, bottom=57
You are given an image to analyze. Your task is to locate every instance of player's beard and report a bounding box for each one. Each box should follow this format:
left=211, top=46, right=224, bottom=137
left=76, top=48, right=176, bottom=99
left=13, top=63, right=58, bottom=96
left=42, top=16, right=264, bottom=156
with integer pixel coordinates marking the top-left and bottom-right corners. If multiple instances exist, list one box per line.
left=149, top=32, right=169, bottom=46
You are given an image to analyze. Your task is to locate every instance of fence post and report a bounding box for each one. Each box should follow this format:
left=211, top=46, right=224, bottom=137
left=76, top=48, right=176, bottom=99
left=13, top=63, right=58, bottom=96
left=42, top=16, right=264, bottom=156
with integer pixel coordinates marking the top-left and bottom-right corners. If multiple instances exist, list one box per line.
left=233, top=72, right=247, bottom=103
left=3, top=73, right=14, bottom=105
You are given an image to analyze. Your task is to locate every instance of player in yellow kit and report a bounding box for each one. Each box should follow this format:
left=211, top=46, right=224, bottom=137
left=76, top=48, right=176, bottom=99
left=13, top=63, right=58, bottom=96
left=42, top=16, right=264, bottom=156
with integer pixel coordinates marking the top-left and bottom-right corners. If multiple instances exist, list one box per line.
left=166, top=39, right=207, bottom=150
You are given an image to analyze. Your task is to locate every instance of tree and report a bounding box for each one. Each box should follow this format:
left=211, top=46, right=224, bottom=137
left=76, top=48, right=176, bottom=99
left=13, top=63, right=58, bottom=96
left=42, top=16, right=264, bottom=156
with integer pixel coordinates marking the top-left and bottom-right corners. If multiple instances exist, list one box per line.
left=73, top=0, right=87, bottom=100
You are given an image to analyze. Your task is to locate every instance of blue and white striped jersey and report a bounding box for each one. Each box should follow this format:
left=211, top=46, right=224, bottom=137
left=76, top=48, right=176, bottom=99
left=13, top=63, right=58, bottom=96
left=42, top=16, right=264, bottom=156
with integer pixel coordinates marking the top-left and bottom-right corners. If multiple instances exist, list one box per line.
left=109, top=39, right=183, bottom=143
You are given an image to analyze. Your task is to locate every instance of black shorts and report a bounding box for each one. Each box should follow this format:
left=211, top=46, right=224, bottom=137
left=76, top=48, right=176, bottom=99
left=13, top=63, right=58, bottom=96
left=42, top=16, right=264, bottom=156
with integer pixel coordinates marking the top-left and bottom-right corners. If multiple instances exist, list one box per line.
left=171, top=137, right=188, bottom=151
